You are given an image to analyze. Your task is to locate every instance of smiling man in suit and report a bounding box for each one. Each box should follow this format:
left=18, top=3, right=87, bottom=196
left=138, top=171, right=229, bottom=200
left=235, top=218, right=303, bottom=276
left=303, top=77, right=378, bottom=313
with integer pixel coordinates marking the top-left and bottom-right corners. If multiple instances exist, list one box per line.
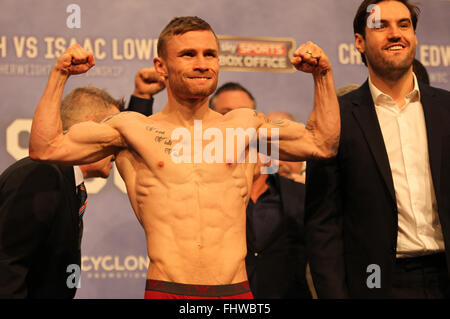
left=305, top=0, right=450, bottom=298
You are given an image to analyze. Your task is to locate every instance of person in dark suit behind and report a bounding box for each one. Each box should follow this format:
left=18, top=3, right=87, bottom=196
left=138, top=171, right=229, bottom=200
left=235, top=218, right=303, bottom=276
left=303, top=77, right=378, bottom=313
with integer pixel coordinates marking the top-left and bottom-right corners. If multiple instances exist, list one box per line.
left=0, top=86, right=123, bottom=298
left=0, top=67, right=163, bottom=299
left=305, top=0, right=450, bottom=298
left=210, top=82, right=312, bottom=299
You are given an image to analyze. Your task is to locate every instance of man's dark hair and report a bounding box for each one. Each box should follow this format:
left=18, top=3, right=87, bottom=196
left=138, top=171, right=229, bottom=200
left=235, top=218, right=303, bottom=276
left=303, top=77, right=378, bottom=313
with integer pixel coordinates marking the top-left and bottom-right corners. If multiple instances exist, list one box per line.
left=61, top=86, right=125, bottom=130
left=353, top=0, right=420, bottom=66
left=413, top=58, right=430, bottom=85
left=157, top=16, right=218, bottom=58
left=209, top=82, right=256, bottom=109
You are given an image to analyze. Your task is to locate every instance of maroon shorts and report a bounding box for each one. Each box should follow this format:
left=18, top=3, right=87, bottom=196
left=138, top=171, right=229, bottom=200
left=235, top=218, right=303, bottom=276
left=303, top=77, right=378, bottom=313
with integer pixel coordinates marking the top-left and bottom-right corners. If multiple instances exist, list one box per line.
left=144, top=279, right=254, bottom=299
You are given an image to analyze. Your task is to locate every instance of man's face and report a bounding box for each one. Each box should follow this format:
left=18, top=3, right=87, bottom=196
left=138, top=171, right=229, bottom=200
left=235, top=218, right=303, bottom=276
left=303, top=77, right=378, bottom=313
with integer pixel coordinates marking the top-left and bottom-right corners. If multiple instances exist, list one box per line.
left=80, top=105, right=120, bottom=179
left=355, top=1, right=417, bottom=79
left=213, top=90, right=255, bottom=115
left=157, top=30, right=219, bottom=101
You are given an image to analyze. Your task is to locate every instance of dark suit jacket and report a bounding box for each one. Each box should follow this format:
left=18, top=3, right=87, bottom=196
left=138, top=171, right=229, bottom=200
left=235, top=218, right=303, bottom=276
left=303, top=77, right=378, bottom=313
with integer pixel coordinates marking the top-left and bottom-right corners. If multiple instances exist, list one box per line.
left=305, top=80, right=450, bottom=298
left=0, top=95, right=153, bottom=299
left=0, top=157, right=81, bottom=298
left=127, top=95, right=153, bottom=116
left=246, top=174, right=311, bottom=298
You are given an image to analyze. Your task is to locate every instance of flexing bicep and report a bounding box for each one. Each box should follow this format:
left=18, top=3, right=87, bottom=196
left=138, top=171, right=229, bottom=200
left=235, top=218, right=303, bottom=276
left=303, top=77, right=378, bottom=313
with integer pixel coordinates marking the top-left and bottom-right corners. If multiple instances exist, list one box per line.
left=30, top=121, right=125, bottom=165
left=257, top=112, right=322, bottom=161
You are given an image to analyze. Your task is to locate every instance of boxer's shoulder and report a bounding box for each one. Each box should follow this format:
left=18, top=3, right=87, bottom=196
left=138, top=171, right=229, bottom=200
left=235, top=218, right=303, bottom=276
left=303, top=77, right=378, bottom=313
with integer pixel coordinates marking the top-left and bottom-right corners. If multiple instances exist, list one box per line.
left=221, top=108, right=258, bottom=128
left=101, top=110, right=148, bottom=128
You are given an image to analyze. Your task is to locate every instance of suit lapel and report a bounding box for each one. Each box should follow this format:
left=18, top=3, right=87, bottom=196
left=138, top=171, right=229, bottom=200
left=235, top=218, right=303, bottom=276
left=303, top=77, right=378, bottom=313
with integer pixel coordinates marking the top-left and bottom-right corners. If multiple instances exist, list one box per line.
left=350, top=81, right=396, bottom=202
left=58, top=164, right=81, bottom=245
left=419, top=83, right=442, bottom=204
left=59, top=164, right=77, bottom=204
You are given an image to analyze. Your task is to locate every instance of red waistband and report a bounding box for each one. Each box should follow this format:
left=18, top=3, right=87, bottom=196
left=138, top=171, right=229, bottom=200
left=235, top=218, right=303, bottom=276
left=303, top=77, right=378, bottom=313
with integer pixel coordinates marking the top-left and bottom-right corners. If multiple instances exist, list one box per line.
left=145, top=279, right=252, bottom=297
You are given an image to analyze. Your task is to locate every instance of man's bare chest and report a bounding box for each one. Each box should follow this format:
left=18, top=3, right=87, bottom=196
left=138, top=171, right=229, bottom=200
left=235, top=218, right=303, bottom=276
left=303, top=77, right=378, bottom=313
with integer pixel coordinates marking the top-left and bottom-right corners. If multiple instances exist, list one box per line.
left=122, top=119, right=258, bottom=168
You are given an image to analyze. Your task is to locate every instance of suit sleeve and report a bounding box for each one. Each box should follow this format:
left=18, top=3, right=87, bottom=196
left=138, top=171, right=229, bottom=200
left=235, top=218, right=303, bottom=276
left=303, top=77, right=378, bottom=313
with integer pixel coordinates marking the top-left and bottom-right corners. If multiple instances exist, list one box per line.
left=127, top=95, right=154, bottom=116
left=305, top=157, right=348, bottom=298
left=0, top=163, right=62, bottom=298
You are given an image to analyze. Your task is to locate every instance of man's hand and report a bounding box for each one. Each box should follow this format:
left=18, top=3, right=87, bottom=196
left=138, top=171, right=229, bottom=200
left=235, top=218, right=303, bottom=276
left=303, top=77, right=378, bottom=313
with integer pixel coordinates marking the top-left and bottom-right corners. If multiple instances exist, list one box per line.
left=290, top=41, right=330, bottom=76
left=133, top=67, right=166, bottom=99
left=54, top=44, right=95, bottom=76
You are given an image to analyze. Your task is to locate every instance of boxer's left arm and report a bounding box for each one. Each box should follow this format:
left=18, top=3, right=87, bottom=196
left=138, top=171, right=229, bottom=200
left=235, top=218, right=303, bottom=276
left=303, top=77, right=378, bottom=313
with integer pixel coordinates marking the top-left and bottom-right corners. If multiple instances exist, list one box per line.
left=257, top=42, right=340, bottom=161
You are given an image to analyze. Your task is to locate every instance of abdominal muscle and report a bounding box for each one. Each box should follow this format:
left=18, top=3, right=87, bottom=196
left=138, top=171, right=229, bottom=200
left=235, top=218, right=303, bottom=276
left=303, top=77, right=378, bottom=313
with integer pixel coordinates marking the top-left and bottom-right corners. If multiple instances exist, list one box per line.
left=116, top=151, right=250, bottom=285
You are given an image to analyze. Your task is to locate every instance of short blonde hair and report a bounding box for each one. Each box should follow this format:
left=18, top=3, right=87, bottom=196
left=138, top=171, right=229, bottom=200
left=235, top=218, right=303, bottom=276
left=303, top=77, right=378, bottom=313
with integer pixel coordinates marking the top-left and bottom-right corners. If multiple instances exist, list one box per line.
left=157, top=16, right=218, bottom=58
left=61, top=86, right=124, bottom=130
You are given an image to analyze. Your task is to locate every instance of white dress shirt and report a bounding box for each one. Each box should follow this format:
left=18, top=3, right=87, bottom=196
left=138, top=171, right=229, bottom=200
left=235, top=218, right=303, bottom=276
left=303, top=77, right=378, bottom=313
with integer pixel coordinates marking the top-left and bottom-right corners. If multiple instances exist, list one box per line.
left=369, top=73, right=445, bottom=258
left=74, top=165, right=84, bottom=189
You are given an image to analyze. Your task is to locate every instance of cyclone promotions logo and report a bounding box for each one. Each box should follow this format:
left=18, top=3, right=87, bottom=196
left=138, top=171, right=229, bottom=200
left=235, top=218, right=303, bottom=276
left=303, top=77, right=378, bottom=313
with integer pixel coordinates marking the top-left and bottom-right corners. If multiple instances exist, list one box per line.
left=81, top=255, right=149, bottom=280
left=218, top=36, right=296, bottom=73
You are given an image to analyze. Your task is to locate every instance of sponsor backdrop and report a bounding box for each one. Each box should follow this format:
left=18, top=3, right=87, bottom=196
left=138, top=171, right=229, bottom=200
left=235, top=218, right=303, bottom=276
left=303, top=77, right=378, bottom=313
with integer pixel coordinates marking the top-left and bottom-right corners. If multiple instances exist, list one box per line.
left=0, top=0, right=449, bottom=298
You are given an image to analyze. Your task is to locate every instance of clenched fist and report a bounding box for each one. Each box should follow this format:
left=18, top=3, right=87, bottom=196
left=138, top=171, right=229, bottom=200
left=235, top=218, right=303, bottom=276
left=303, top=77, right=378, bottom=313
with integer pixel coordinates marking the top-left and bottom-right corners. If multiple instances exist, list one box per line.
left=290, top=41, right=331, bottom=76
left=134, top=67, right=166, bottom=99
left=54, top=44, right=95, bottom=76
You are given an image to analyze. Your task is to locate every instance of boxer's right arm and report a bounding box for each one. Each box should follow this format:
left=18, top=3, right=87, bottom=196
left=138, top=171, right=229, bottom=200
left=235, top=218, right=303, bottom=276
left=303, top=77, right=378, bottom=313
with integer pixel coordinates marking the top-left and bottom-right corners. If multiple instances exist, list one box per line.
left=29, top=44, right=126, bottom=165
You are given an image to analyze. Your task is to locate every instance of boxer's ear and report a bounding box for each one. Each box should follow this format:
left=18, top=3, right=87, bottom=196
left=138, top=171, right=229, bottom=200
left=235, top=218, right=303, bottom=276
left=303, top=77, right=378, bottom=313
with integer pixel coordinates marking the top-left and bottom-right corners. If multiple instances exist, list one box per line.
left=154, top=57, right=168, bottom=79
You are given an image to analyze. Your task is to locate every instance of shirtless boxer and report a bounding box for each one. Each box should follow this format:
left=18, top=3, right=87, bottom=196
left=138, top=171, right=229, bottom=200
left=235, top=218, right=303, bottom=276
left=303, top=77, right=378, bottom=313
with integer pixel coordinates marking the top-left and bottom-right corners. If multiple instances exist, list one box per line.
left=29, top=16, right=340, bottom=299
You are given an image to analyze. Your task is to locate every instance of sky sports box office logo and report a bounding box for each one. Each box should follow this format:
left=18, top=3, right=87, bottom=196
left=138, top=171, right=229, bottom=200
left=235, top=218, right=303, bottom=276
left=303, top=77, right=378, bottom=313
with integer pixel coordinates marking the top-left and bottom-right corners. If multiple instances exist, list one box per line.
left=218, top=36, right=296, bottom=73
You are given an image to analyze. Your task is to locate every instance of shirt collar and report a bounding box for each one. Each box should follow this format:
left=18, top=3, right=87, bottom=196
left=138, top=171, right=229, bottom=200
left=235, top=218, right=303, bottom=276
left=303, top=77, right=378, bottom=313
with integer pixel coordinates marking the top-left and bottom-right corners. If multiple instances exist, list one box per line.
left=368, top=72, right=421, bottom=106
left=408, top=72, right=421, bottom=101
left=74, top=166, right=84, bottom=187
